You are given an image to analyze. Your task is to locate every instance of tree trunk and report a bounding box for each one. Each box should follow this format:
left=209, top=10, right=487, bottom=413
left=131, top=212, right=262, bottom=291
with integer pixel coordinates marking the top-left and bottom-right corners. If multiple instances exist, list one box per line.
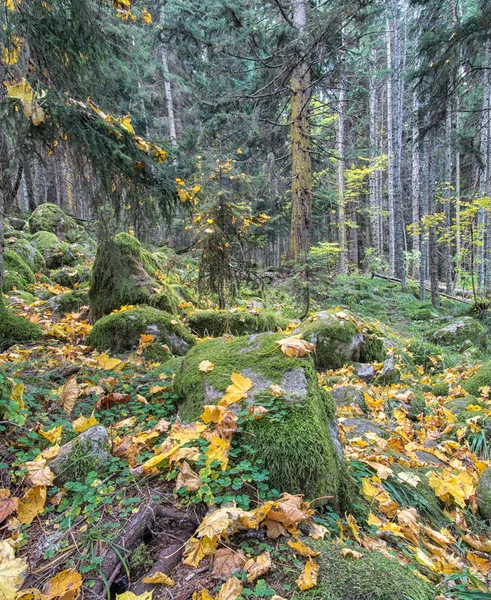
left=478, top=40, right=491, bottom=292
left=288, top=0, right=312, bottom=262
left=369, top=50, right=380, bottom=253
left=444, top=105, right=453, bottom=293
left=337, top=35, right=347, bottom=273
left=386, top=15, right=396, bottom=275
left=428, top=132, right=440, bottom=306
left=411, top=86, right=420, bottom=278
left=160, top=4, right=178, bottom=147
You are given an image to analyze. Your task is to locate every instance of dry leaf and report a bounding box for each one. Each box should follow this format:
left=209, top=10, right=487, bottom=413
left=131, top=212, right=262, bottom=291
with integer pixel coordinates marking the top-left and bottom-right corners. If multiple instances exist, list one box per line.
left=211, top=548, right=246, bottom=579
left=287, top=538, right=320, bottom=557
left=60, top=377, right=80, bottom=414
left=0, top=556, right=28, bottom=600
left=243, top=552, right=272, bottom=582
left=296, top=559, right=319, bottom=591
left=141, top=571, right=174, bottom=586
left=340, top=548, right=363, bottom=559
left=18, top=486, right=47, bottom=525
left=276, top=335, right=315, bottom=358
left=0, top=491, right=18, bottom=524
left=40, top=425, right=62, bottom=445
left=42, top=569, right=82, bottom=600
left=24, top=459, right=55, bottom=487
left=198, top=360, right=215, bottom=373
left=95, top=393, right=131, bottom=410
left=263, top=518, right=288, bottom=539
left=72, top=411, right=99, bottom=433
left=216, top=576, right=243, bottom=600
left=175, top=461, right=201, bottom=492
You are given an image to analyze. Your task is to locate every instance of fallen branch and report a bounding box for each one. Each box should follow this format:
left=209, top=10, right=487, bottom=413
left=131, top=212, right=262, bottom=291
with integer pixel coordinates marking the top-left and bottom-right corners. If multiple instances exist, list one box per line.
left=371, top=272, right=473, bottom=305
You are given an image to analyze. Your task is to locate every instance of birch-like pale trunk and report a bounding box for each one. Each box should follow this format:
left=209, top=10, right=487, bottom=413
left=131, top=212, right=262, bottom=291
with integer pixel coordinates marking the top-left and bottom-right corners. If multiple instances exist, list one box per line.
left=478, top=41, right=491, bottom=291
left=444, top=106, right=453, bottom=293
left=369, top=50, right=380, bottom=253
left=160, top=4, right=178, bottom=147
left=386, top=15, right=396, bottom=275
left=411, top=87, right=420, bottom=279
left=337, top=39, right=347, bottom=274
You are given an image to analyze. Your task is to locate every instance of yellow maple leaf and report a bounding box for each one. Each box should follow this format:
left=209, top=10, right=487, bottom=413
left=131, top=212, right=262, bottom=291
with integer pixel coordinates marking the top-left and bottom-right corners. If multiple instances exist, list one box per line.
left=18, top=486, right=47, bottom=524
left=72, top=411, right=99, bottom=433
left=198, top=360, right=215, bottom=373
left=192, top=590, right=214, bottom=600
left=0, top=556, right=28, bottom=600
left=276, top=335, right=315, bottom=358
left=141, top=571, right=174, bottom=585
left=243, top=552, right=272, bottom=582
left=42, top=569, right=82, bottom=599
left=24, top=459, right=55, bottom=487
left=60, top=377, right=80, bottom=414
left=40, top=425, right=62, bottom=444
left=287, top=538, right=320, bottom=557
left=97, top=354, right=122, bottom=370
left=296, top=559, right=319, bottom=591
left=346, top=514, right=361, bottom=543
left=116, top=592, right=153, bottom=600
left=467, top=552, right=491, bottom=575
left=340, top=548, right=363, bottom=559
left=218, top=373, right=253, bottom=407
left=216, top=576, right=243, bottom=600
left=201, top=405, right=227, bottom=424
left=205, top=433, right=230, bottom=471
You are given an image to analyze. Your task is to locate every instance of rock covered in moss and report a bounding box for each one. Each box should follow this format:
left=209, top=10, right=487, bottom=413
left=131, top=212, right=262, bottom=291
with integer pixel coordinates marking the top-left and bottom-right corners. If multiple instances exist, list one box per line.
left=376, top=356, right=400, bottom=384
left=88, top=236, right=180, bottom=321
left=331, top=386, right=367, bottom=412
left=299, top=541, right=436, bottom=600
left=187, top=309, right=279, bottom=337
left=86, top=306, right=195, bottom=355
left=0, top=302, right=41, bottom=350
left=29, top=203, right=81, bottom=242
left=463, top=361, right=491, bottom=396
left=476, top=468, right=491, bottom=520
left=48, top=426, right=110, bottom=485
left=340, top=417, right=386, bottom=440
left=174, top=332, right=347, bottom=506
left=47, top=291, right=89, bottom=314
left=429, top=316, right=486, bottom=350
left=30, top=231, right=76, bottom=269
left=51, top=264, right=92, bottom=287
left=7, top=290, right=36, bottom=305
left=5, top=237, right=46, bottom=272
left=3, top=250, right=35, bottom=292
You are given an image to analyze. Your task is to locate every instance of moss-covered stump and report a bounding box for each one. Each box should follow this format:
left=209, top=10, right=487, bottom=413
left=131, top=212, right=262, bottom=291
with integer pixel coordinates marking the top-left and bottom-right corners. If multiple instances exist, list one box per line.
left=29, top=202, right=83, bottom=243
left=30, top=231, right=76, bottom=269
left=476, top=468, right=491, bottom=520
left=5, top=237, right=46, bottom=273
left=429, top=316, right=486, bottom=350
left=89, top=237, right=180, bottom=321
left=86, top=306, right=195, bottom=355
left=299, top=541, right=436, bottom=600
left=187, top=309, right=278, bottom=337
left=3, top=250, right=36, bottom=292
left=293, top=311, right=384, bottom=370
left=463, top=361, right=491, bottom=396
left=174, top=332, right=346, bottom=506
left=0, top=303, right=41, bottom=350
left=48, top=426, right=110, bottom=485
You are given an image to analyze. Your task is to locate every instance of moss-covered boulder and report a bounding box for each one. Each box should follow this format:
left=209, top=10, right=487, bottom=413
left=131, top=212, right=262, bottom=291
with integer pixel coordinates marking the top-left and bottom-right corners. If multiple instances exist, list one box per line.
left=47, top=291, right=89, bottom=314
left=340, top=417, right=387, bottom=440
left=30, top=231, right=76, bottom=269
left=3, top=250, right=35, bottom=292
left=299, top=541, right=436, bottom=600
left=429, top=316, right=486, bottom=350
left=6, top=290, right=36, bottom=305
left=187, top=309, right=279, bottom=337
left=463, top=361, right=491, bottom=397
left=5, top=237, right=45, bottom=272
left=0, top=303, right=41, bottom=350
left=174, top=332, right=346, bottom=506
left=476, top=468, right=491, bottom=520
left=293, top=311, right=385, bottom=370
left=331, top=385, right=367, bottom=412
left=86, top=306, right=195, bottom=355
left=48, top=426, right=110, bottom=485
left=51, top=264, right=92, bottom=287
left=89, top=236, right=180, bottom=321
left=29, top=203, right=81, bottom=243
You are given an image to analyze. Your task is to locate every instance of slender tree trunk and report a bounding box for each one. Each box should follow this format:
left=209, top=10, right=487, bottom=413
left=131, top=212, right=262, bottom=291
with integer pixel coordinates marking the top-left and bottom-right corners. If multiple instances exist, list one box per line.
left=288, top=0, right=312, bottom=262
left=386, top=15, right=396, bottom=275
left=337, top=38, right=347, bottom=273
left=411, top=86, right=420, bottom=278
left=160, top=4, right=178, bottom=147
left=478, top=41, right=491, bottom=291
left=444, top=105, right=453, bottom=293
left=428, top=132, right=440, bottom=306
left=369, top=50, right=380, bottom=252
left=420, top=113, right=430, bottom=301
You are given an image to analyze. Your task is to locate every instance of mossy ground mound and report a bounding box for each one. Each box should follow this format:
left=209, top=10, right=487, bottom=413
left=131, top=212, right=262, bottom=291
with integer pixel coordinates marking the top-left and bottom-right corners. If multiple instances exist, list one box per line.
left=298, top=541, right=436, bottom=600
left=429, top=316, right=486, bottom=350
left=29, top=202, right=83, bottom=243
left=51, top=264, right=92, bottom=287
left=30, top=231, right=77, bottom=269
left=5, top=237, right=46, bottom=272
left=0, top=303, right=41, bottom=350
left=174, top=332, right=346, bottom=506
left=462, top=361, right=491, bottom=396
left=47, top=291, right=89, bottom=314
left=187, top=309, right=279, bottom=337
left=86, top=306, right=195, bottom=355
left=3, top=250, right=36, bottom=293
left=89, top=235, right=180, bottom=321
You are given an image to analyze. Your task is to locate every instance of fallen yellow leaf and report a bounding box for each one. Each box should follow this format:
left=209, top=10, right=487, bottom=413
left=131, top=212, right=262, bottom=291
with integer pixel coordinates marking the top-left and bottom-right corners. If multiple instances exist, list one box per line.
left=141, top=571, right=174, bottom=586
left=296, top=559, right=319, bottom=591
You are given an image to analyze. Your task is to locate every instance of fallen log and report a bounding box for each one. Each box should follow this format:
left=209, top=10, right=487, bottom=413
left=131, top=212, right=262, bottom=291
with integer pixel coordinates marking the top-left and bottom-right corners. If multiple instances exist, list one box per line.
left=371, top=272, right=474, bottom=305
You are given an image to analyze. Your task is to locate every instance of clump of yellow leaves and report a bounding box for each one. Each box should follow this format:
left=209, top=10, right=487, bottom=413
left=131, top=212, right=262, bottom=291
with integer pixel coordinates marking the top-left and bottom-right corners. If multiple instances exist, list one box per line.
left=5, top=79, right=45, bottom=125
left=276, top=335, right=315, bottom=358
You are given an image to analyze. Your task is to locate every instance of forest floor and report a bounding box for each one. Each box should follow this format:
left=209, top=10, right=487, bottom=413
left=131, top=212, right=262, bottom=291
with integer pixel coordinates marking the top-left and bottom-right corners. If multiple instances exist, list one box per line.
left=1, top=251, right=491, bottom=600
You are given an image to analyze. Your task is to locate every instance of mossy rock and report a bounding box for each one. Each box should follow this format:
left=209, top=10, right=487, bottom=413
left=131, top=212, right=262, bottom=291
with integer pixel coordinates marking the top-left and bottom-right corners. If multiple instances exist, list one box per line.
left=445, top=395, right=481, bottom=418
left=89, top=238, right=179, bottom=322
left=30, top=231, right=76, bottom=269
left=429, top=316, right=486, bottom=350
left=187, top=309, right=279, bottom=337
left=47, top=291, right=89, bottom=314
left=3, top=250, right=35, bottom=293
left=476, top=468, right=491, bottom=520
left=48, top=426, right=110, bottom=485
left=174, top=332, right=346, bottom=507
left=462, top=361, right=491, bottom=397
left=86, top=306, right=195, bottom=355
left=0, top=303, right=41, bottom=350
left=432, top=381, right=449, bottom=397
left=29, top=203, right=81, bottom=243
left=405, top=339, right=447, bottom=373
left=6, top=290, right=36, bottom=305
left=298, top=541, right=436, bottom=600
left=5, top=237, right=46, bottom=272
left=51, top=264, right=92, bottom=287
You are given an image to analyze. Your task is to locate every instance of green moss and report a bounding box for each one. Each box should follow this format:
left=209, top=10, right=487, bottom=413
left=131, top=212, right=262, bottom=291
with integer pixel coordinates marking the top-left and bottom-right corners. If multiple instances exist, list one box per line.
left=429, top=316, right=486, bottom=349
left=432, top=381, right=449, bottom=397
left=5, top=238, right=46, bottom=272
left=0, top=303, right=41, bottom=350
left=298, top=541, right=436, bottom=600
left=89, top=239, right=179, bottom=321
left=187, top=309, right=279, bottom=337
left=49, top=291, right=89, bottom=314
left=0, top=368, right=12, bottom=402
left=29, top=203, right=81, bottom=242
left=3, top=251, right=35, bottom=292
left=405, top=340, right=448, bottom=373
left=6, top=290, right=36, bottom=304
left=174, top=332, right=345, bottom=507
left=51, top=264, right=92, bottom=287
left=409, top=390, right=427, bottom=418
left=30, top=231, right=76, bottom=269
left=463, top=361, right=491, bottom=396
left=476, top=468, right=491, bottom=519
left=86, top=306, right=195, bottom=355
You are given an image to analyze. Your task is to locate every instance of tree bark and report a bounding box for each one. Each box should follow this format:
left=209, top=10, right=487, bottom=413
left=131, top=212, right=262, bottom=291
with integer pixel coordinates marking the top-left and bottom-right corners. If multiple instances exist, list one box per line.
left=386, top=15, right=396, bottom=275
left=337, top=32, right=347, bottom=273
left=288, top=0, right=312, bottom=262
left=411, top=86, right=420, bottom=278
left=160, top=4, right=178, bottom=147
